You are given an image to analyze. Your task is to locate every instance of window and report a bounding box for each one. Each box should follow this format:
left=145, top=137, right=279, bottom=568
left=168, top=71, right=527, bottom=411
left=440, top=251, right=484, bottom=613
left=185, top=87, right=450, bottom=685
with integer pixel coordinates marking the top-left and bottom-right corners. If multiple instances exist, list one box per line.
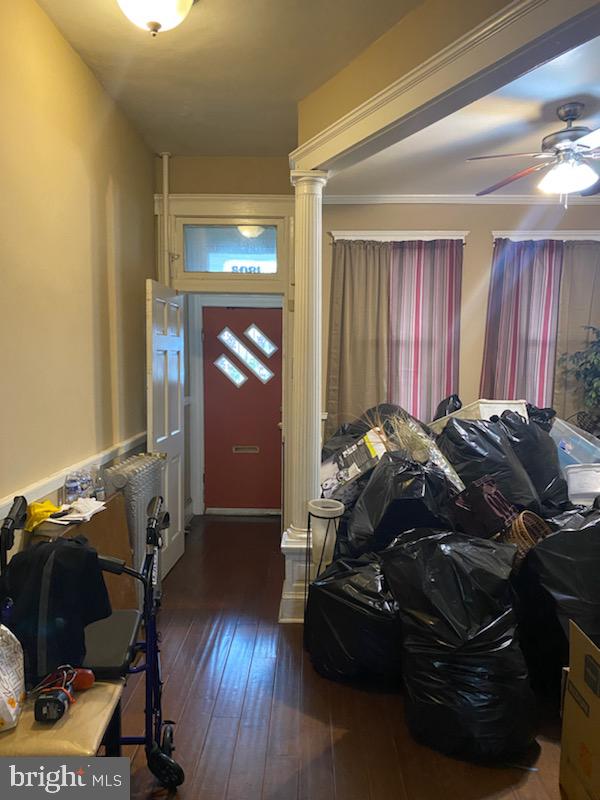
left=183, top=224, right=277, bottom=274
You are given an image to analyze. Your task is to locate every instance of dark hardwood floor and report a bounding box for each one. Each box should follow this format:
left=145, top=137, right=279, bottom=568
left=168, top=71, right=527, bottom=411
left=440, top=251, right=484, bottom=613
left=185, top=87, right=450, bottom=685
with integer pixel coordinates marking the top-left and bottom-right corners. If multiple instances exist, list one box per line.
left=124, top=516, right=561, bottom=800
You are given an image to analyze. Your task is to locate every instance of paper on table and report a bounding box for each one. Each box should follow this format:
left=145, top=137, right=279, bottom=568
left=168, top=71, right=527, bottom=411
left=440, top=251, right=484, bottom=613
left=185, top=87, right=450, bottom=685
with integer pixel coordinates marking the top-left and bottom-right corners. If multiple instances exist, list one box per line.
left=46, top=498, right=106, bottom=525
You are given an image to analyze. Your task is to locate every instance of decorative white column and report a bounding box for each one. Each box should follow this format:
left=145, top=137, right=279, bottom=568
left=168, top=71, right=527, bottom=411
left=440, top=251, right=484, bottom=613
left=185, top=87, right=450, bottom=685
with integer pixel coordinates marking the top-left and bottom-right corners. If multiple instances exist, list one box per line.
left=279, top=169, right=328, bottom=623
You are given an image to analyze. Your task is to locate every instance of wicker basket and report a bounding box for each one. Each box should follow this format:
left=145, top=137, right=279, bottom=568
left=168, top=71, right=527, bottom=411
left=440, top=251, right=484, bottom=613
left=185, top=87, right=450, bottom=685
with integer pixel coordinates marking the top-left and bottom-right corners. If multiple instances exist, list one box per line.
left=503, top=511, right=551, bottom=564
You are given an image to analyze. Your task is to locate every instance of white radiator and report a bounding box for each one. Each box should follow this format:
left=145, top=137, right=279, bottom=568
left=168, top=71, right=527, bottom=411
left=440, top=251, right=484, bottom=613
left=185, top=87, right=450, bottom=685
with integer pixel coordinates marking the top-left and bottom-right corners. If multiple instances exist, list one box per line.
left=104, top=453, right=165, bottom=602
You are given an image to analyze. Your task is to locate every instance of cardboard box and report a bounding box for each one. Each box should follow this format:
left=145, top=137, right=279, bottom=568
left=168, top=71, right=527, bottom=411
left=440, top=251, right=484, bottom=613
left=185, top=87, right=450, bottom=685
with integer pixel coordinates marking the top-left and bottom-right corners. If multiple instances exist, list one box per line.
left=560, top=622, right=600, bottom=800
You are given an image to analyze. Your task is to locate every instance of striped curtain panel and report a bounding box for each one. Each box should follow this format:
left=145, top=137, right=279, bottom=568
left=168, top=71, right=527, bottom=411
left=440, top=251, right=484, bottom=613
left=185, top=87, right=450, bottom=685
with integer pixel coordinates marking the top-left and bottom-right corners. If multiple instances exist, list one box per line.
left=480, top=239, right=564, bottom=407
left=388, top=240, right=463, bottom=421
left=325, top=239, right=463, bottom=434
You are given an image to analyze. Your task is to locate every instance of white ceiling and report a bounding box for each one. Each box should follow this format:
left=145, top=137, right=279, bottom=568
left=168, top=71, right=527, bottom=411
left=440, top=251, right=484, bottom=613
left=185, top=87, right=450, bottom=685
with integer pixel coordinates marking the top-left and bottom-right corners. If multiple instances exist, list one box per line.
left=38, top=0, right=420, bottom=155
left=326, top=35, right=600, bottom=198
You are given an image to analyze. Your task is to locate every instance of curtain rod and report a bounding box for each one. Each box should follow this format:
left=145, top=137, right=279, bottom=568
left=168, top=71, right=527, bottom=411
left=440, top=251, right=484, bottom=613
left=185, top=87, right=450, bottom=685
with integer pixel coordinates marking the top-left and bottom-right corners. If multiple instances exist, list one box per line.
left=329, top=230, right=469, bottom=242
left=493, top=230, right=600, bottom=242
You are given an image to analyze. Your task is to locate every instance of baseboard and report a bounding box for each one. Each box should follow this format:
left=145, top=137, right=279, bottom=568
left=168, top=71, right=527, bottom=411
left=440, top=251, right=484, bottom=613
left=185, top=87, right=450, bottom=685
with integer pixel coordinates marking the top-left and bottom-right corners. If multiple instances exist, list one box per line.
left=0, top=431, right=147, bottom=519
left=205, top=507, right=281, bottom=516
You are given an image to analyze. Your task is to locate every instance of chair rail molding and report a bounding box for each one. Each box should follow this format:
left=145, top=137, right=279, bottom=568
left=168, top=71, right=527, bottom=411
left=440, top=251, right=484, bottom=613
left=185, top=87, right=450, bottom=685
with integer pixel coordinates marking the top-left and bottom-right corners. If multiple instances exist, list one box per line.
left=0, top=432, right=147, bottom=520
left=290, top=0, right=600, bottom=175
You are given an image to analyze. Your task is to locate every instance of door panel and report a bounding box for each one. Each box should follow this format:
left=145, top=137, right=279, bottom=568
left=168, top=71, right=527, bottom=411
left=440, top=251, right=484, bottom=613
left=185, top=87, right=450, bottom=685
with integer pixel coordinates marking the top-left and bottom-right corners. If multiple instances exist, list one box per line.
left=203, top=307, right=282, bottom=510
left=146, top=280, right=185, bottom=577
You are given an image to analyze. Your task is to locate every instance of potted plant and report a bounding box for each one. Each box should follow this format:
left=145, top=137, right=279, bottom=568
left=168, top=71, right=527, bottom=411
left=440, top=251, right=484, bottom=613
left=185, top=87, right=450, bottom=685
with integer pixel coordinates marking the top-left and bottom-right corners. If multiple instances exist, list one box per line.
left=560, top=325, right=600, bottom=435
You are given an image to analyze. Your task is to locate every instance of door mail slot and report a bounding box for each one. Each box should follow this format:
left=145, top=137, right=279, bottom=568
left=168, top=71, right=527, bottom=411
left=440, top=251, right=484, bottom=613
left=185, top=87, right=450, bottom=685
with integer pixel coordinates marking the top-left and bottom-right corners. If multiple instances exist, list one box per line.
left=232, top=445, right=260, bottom=454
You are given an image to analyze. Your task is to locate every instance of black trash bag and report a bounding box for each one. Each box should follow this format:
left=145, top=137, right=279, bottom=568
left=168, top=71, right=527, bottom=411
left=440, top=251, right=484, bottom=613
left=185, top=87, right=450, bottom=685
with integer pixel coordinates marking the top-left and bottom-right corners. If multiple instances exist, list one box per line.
left=495, top=410, right=571, bottom=516
left=346, top=453, right=456, bottom=556
left=321, top=428, right=358, bottom=462
left=304, top=555, right=402, bottom=683
left=331, top=473, right=372, bottom=560
left=382, top=532, right=535, bottom=761
left=544, top=506, right=589, bottom=531
left=432, top=394, right=462, bottom=421
left=329, top=404, right=432, bottom=443
left=453, top=477, right=517, bottom=538
left=4, top=536, right=112, bottom=685
left=526, top=403, right=557, bottom=432
left=514, top=516, right=600, bottom=699
left=437, top=418, right=541, bottom=513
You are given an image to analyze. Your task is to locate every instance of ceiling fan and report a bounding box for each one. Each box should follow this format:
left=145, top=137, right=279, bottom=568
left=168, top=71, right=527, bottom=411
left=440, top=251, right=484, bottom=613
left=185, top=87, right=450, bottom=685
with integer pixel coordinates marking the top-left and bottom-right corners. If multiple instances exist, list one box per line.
left=468, top=102, right=600, bottom=196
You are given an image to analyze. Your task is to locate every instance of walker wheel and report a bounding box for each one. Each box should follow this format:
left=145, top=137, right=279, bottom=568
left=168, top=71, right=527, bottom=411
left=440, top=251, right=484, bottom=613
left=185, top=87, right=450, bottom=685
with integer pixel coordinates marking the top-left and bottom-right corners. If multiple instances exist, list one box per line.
left=147, top=744, right=185, bottom=789
left=161, top=723, right=175, bottom=757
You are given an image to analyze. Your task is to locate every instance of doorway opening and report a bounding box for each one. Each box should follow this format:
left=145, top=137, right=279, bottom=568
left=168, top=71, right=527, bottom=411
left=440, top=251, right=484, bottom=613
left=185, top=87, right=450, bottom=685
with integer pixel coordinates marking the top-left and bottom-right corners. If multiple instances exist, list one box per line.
left=188, top=293, right=284, bottom=516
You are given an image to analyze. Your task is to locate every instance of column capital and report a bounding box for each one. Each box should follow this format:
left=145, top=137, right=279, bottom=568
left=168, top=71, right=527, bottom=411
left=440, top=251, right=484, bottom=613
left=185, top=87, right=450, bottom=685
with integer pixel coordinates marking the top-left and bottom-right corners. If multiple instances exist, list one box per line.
left=290, top=169, right=329, bottom=191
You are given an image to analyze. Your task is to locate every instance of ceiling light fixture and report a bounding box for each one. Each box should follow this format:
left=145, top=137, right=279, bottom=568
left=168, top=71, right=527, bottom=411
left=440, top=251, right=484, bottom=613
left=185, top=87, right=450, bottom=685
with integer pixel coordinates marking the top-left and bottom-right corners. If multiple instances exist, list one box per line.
left=237, top=225, right=265, bottom=239
left=117, top=0, right=194, bottom=36
left=538, top=156, right=598, bottom=195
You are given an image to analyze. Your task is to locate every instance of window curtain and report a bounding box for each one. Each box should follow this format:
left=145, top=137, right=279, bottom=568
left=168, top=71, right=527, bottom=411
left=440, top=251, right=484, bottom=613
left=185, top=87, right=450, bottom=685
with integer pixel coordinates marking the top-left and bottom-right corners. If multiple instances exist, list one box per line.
left=388, top=240, right=462, bottom=422
left=553, top=241, right=600, bottom=419
left=325, top=238, right=462, bottom=436
left=325, top=241, right=391, bottom=437
left=480, top=238, right=563, bottom=407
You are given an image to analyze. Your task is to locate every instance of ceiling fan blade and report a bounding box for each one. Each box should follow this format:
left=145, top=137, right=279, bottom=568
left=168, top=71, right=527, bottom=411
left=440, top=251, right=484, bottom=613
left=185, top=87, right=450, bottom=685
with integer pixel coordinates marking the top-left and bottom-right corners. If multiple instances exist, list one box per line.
left=467, top=152, right=552, bottom=161
left=476, top=162, right=553, bottom=196
left=575, top=127, right=600, bottom=151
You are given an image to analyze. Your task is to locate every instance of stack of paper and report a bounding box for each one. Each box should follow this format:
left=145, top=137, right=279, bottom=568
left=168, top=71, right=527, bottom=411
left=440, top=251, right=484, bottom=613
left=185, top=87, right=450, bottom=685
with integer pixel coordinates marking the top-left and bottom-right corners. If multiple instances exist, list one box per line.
left=47, top=498, right=106, bottom=525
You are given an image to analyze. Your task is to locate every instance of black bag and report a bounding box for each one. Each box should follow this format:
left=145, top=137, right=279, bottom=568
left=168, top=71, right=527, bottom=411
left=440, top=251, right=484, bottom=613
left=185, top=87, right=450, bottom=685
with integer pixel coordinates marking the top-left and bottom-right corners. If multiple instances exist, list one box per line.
left=5, top=536, right=111, bottom=684
left=526, top=403, right=556, bottom=433
left=346, top=454, right=456, bottom=556
left=382, top=532, right=535, bottom=761
left=514, top=515, right=600, bottom=699
left=453, top=478, right=517, bottom=537
left=432, top=394, right=462, bottom=421
left=304, top=555, right=402, bottom=682
left=496, top=410, right=570, bottom=516
left=331, top=473, right=372, bottom=560
left=437, top=418, right=540, bottom=513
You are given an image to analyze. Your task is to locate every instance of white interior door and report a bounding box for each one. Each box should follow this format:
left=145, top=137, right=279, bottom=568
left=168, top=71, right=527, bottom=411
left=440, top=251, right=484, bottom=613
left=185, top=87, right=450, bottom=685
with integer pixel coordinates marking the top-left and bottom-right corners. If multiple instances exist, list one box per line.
left=146, top=279, right=185, bottom=577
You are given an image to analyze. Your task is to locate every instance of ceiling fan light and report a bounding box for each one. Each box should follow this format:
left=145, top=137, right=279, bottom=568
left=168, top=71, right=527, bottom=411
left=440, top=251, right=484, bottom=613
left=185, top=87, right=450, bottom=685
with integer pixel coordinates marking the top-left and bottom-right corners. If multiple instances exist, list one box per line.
left=117, top=0, right=194, bottom=34
left=538, top=160, right=598, bottom=194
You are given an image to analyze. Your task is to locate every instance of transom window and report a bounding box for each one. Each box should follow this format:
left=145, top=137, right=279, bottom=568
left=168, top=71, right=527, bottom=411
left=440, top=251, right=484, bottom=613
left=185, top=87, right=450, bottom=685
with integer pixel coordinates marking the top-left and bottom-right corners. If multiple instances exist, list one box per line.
left=183, top=224, right=277, bottom=274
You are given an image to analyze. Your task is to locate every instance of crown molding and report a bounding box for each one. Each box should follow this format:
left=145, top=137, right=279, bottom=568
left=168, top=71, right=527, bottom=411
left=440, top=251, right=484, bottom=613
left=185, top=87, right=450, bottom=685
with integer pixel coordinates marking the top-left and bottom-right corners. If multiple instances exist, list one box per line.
left=290, top=0, right=600, bottom=174
left=323, top=193, right=600, bottom=206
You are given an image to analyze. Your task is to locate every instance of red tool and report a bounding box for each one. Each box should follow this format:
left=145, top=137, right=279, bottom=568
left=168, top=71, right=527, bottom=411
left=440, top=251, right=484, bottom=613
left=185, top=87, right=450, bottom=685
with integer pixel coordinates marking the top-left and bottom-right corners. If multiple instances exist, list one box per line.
left=32, top=666, right=95, bottom=722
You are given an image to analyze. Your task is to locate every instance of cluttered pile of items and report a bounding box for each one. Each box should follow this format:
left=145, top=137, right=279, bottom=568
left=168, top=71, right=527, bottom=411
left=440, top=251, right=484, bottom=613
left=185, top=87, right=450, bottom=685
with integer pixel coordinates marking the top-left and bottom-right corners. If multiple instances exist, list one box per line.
left=307, top=398, right=600, bottom=763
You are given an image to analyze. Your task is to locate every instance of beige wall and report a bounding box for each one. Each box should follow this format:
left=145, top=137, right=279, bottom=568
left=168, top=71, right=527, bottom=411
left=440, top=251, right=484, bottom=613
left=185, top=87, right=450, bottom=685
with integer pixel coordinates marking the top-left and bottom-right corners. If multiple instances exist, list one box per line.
left=158, top=156, right=292, bottom=195
left=0, top=0, right=155, bottom=498
left=322, top=202, right=600, bottom=413
left=298, top=0, right=510, bottom=144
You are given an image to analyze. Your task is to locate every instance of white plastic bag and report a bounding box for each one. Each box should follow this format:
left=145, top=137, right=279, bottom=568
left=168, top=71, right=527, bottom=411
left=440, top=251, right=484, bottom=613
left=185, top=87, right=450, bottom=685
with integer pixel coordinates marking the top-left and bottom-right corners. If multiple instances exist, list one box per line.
left=0, top=624, right=25, bottom=732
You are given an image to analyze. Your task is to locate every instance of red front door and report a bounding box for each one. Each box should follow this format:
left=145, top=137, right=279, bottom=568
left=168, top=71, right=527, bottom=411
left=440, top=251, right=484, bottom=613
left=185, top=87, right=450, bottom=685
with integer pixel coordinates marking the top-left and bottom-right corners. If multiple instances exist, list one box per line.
left=203, top=307, right=282, bottom=511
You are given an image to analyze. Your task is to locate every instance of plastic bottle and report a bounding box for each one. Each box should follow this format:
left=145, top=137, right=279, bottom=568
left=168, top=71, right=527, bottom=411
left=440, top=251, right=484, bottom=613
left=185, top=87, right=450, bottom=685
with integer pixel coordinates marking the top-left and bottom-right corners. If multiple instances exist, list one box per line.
left=64, top=474, right=80, bottom=504
left=94, top=468, right=106, bottom=502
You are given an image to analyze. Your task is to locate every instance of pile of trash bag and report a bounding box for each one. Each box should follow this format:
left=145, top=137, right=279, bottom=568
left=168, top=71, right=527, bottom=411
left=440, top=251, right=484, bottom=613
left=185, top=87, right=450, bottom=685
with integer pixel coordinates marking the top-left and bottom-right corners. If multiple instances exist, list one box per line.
left=495, top=410, right=570, bottom=516
left=436, top=417, right=541, bottom=513
left=304, top=555, right=402, bottom=682
left=312, top=397, right=600, bottom=761
left=346, top=454, right=456, bottom=555
left=514, top=509, right=600, bottom=697
left=382, top=531, right=535, bottom=760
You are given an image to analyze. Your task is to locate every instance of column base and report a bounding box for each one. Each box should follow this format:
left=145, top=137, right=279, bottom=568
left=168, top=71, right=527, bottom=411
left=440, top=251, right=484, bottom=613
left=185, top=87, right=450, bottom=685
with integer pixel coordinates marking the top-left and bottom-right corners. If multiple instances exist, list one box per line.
left=278, top=528, right=311, bottom=623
